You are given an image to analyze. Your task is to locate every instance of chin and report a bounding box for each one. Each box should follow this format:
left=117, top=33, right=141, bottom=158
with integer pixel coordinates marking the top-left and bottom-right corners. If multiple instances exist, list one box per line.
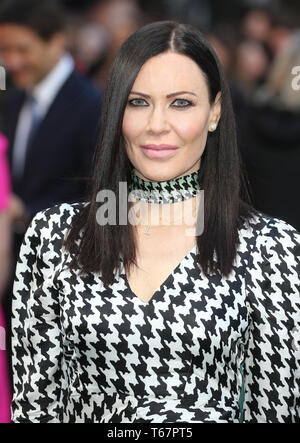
left=14, top=77, right=32, bottom=89
left=134, top=165, right=185, bottom=182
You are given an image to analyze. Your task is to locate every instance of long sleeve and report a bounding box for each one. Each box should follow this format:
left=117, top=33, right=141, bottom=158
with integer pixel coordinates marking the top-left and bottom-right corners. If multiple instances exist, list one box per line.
left=11, top=208, right=68, bottom=423
left=243, top=217, right=300, bottom=422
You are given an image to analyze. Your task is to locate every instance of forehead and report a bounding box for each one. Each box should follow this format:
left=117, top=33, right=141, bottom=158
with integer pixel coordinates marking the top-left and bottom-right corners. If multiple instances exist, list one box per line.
left=131, top=52, right=209, bottom=94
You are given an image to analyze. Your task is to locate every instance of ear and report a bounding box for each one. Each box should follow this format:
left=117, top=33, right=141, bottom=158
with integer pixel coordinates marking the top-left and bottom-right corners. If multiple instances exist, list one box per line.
left=208, top=91, right=221, bottom=132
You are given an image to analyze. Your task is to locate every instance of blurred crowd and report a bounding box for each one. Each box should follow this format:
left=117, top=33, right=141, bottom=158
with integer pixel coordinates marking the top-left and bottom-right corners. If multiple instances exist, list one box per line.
left=0, top=0, right=299, bottom=422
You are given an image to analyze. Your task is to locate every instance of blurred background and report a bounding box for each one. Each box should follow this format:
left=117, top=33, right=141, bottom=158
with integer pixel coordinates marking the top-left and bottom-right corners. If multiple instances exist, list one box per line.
left=1, top=0, right=298, bottom=227
left=0, top=0, right=299, bottom=423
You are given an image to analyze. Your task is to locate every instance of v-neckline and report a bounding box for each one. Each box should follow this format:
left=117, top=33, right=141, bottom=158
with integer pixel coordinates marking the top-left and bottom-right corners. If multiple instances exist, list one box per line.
left=122, top=244, right=198, bottom=305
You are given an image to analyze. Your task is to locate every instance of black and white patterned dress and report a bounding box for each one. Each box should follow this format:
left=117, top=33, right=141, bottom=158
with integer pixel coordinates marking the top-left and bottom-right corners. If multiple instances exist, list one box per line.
left=11, top=203, right=300, bottom=423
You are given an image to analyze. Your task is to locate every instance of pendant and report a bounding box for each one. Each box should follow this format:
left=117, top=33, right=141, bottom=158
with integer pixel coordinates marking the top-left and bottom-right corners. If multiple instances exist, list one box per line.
left=144, top=225, right=150, bottom=235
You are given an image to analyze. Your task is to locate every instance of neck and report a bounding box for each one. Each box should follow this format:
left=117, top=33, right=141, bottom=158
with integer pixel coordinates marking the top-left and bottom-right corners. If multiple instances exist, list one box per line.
left=128, top=168, right=203, bottom=228
left=136, top=197, right=200, bottom=228
left=129, top=168, right=203, bottom=204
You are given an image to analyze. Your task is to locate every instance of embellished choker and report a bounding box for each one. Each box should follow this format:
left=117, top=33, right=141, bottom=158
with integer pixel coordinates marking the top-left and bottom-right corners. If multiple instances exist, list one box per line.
left=128, top=168, right=203, bottom=204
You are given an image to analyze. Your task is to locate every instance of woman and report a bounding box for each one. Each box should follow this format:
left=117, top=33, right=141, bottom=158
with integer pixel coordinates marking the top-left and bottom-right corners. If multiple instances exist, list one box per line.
left=0, top=132, right=11, bottom=423
left=11, top=21, right=299, bottom=423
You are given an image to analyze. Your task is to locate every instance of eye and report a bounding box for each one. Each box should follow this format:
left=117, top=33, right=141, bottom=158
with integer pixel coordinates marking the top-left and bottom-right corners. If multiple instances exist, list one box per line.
left=172, top=98, right=193, bottom=108
left=127, top=98, right=148, bottom=107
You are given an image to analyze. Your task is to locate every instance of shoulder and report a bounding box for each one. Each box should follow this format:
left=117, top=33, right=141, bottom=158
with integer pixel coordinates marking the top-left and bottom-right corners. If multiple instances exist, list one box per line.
left=239, top=211, right=300, bottom=254
left=65, top=70, right=103, bottom=106
left=239, top=212, right=299, bottom=294
left=27, top=202, right=87, bottom=247
left=31, top=201, right=86, bottom=227
left=2, top=87, right=24, bottom=106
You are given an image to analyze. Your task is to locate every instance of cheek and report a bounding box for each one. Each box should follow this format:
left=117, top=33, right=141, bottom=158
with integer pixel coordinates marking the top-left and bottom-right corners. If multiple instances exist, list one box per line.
left=122, top=110, right=145, bottom=147
left=176, top=116, right=208, bottom=142
left=27, top=53, right=38, bottom=67
left=122, top=111, right=143, bottom=142
left=26, top=52, right=42, bottom=71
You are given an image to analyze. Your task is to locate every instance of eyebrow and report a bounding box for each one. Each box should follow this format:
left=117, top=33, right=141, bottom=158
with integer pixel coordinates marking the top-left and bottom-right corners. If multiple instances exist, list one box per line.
left=129, top=90, right=199, bottom=99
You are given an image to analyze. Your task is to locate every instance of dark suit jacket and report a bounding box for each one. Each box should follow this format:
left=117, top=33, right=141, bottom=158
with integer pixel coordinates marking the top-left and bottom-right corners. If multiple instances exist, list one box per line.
left=1, top=69, right=102, bottom=217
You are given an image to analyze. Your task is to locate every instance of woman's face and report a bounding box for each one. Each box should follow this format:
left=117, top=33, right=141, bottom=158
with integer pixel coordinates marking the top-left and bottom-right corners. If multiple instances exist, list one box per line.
left=122, top=51, right=221, bottom=181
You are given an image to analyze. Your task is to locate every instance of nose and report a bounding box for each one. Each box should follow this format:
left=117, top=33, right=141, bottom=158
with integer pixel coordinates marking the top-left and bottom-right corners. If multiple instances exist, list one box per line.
left=146, top=104, right=170, bottom=134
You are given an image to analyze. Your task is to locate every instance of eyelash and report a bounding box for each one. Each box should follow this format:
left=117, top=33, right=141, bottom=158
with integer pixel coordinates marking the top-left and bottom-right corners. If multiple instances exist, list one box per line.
left=127, top=98, right=194, bottom=108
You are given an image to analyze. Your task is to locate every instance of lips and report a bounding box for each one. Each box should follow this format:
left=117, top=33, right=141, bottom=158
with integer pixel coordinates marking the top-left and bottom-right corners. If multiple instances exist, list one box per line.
left=140, top=144, right=179, bottom=159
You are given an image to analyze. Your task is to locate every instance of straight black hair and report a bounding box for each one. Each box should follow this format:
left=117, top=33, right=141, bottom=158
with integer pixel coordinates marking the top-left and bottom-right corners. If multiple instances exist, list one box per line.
left=65, top=20, right=258, bottom=286
left=0, top=0, right=66, bottom=41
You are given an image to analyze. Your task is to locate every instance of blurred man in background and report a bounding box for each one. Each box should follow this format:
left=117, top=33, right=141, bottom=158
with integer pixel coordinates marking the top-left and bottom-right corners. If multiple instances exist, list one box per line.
left=0, top=0, right=102, bottom=221
left=0, top=0, right=102, bottom=382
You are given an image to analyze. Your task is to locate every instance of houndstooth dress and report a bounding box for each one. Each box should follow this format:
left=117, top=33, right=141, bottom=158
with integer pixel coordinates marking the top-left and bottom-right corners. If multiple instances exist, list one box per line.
left=11, top=203, right=300, bottom=423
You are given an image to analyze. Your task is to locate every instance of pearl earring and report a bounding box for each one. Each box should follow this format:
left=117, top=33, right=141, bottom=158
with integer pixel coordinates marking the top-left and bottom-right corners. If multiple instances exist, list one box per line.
left=210, top=123, right=217, bottom=131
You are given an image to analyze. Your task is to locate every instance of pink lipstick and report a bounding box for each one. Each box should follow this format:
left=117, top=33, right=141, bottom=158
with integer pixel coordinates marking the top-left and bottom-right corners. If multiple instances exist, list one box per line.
left=140, top=144, right=179, bottom=159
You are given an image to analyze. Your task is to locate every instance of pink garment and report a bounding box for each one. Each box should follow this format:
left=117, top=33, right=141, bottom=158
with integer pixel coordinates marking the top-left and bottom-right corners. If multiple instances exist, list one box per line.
left=0, top=132, right=11, bottom=423
left=0, top=133, right=10, bottom=210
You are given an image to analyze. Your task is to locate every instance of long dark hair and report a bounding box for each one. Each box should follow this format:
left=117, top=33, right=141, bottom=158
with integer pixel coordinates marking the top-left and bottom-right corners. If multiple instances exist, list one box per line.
left=65, top=20, right=257, bottom=286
